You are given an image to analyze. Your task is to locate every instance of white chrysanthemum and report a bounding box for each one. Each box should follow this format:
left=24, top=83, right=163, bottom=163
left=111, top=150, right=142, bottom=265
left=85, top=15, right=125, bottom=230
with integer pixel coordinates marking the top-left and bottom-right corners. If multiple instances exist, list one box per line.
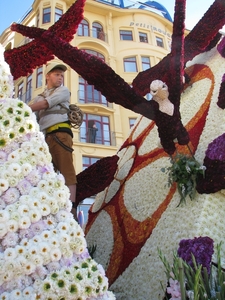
left=50, top=248, right=62, bottom=261
left=57, top=221, right=69, bottom=232
left=21, top=163, right=33, bottom=176
left=24, top=261, right=36, bottom=275
left=8, top=289, right=23, bottom=299
left=49, top=204, right=60, bottom=214
left=18, top=204, right=30, bottom=215
left=15, top=245, right=26, bottom=257
left=4, top=247, right=17, bottom=260
left=59, top=233, right=71, bottom=244
left=10, top=211, right=20, bottom=222
left=31, top=235, right=42, bottom=245
left=18, top=216, right=31, bottom=229
left=29, top=187, right=40, bottom=198
left=6, top=219, right=19, bottom=232
left=7, top=148, right=22, bottom=163
left=40, top=230, right=51, bottom=241
left=49, top=237, right=60, bottom=248
left=0, top=292, right=10, bottom=300
left=29, top=209, right=42, bottom=223
left=0, top=178, right=9, bottom=193
left=32, top=254, right=44, bottom=267
left=0, top=209, right=10, bottom=222
left=37, top=180, right=48, bottom=191
left=40, top=203, right=51, bottom=217
left=28, top=199, right=41, bottom=210
left=7, top=176, right=19, bottom=187
left=70, top=237, right=87, bottom=254
left=45, top=215, right=57, bottom=229
left=56, top=210, right=70, bottom=222
left=22, top=286, right=35, bottom=298
left=38, top=242, right=51, bottom=257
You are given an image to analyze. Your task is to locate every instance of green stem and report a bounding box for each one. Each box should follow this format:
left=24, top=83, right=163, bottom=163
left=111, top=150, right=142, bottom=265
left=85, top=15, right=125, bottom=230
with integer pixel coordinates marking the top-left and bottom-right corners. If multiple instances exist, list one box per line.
left=178, top=258, right=186, bottom=300
left=187, top=143, right=194, bottom=158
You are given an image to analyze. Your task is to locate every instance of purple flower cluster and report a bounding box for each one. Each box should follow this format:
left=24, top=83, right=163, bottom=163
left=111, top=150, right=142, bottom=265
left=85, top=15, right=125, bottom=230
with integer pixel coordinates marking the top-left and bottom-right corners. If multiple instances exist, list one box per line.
left=206, top=133, right=225, bottom=161
left=177, top=236, right=214, bottom=274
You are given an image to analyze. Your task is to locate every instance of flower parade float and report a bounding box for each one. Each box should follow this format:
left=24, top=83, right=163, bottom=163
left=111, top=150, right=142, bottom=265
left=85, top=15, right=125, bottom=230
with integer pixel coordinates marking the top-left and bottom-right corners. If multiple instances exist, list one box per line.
left=0, top=45, right=117, bottom=299
left=4, top=0, right=225, bottom=298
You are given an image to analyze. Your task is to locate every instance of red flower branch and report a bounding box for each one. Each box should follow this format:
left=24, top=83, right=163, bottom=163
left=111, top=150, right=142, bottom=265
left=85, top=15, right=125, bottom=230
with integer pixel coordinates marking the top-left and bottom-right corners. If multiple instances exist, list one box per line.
left=4, top=0, right=86, bottom=79
left=76, top=155, right=119, bottom=205
left=132, top=0, right=225, bottom=97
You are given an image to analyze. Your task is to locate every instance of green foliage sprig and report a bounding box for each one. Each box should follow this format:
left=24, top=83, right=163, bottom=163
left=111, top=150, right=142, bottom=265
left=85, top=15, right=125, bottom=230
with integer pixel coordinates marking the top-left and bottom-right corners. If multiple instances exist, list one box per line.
left=161, top=153, right=206, bottom=206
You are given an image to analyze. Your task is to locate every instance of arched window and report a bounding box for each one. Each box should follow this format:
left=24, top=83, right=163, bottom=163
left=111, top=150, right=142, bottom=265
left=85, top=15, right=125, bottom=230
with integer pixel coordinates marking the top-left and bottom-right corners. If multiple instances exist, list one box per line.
left=78, top=19, right=89, bottom=36
left=84, top=49, right=105, bottom=61
left=92, top=22, right=104, bottom=40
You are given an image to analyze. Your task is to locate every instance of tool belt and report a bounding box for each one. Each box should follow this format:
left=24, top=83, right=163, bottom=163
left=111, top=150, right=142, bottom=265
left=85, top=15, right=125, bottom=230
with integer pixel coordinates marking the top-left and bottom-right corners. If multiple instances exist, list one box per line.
left=46, top=122, right=71, bottom=134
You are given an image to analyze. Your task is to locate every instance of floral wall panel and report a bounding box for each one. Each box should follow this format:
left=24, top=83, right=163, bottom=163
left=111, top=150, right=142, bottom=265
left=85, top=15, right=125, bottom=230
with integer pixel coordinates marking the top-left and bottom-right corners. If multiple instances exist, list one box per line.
left=85, top=38, right=225, bottom=299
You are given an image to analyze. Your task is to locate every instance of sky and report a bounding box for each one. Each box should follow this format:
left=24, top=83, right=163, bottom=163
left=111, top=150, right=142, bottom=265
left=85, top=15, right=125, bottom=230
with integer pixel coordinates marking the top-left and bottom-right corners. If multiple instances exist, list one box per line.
left=0, top=0, right=218, bottom=35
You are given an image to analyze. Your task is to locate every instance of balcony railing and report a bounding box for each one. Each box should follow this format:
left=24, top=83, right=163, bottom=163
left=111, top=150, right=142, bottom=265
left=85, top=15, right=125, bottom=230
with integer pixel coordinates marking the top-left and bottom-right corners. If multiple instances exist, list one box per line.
left=79, top=128, right=116, bottom=146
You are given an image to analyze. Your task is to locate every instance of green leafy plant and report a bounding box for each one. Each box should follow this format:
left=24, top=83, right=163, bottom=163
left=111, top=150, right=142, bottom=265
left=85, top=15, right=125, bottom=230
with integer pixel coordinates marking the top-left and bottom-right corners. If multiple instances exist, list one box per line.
left=161, top=153, right=206, bottom=206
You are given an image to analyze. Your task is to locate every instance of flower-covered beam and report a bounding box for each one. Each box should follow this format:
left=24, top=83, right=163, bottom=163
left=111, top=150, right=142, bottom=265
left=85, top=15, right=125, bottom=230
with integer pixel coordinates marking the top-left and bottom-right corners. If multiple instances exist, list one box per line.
left=132, top=0, right=225, bottom=97
left=76, top=155, right=119, bottom=204
left=4, top=0, right=86, bottom=79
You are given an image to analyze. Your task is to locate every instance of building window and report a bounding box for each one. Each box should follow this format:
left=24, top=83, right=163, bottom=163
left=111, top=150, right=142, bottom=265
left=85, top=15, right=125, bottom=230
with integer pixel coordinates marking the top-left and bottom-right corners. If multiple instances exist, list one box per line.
left=79, top=77, right=107, bottom=106
left=156, top=36, right=164, bottom=47
left=80, top=114, right=111, bottom=145
left=84, top=49, right=105, bottom=60
left=55, top=8, right=63, bottom=22
left=129, top=118, right=136, bottom=128
left=139, top=32, right=148, bottom=43
left=78, top=50, right=106, bottom=105
left=79, top=155, right=102, bottom=224
left=141, top=56, right=151, bottom=71
left=124, top=57, right=137, bottom=72
left=17, top=82, right=24, bottom=100
left=26, top=75, right=32, bottom=104
left=120, top=30, right=133, bottom=41
left=83, top=156, right=100, bottom=170
left=43, top=7, right=51, bottom=24
left=36, top=66, right=43, bottom=88
left=78, top=19, right=89, bottom=36
left=92, top=22, right=105, bottom=40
